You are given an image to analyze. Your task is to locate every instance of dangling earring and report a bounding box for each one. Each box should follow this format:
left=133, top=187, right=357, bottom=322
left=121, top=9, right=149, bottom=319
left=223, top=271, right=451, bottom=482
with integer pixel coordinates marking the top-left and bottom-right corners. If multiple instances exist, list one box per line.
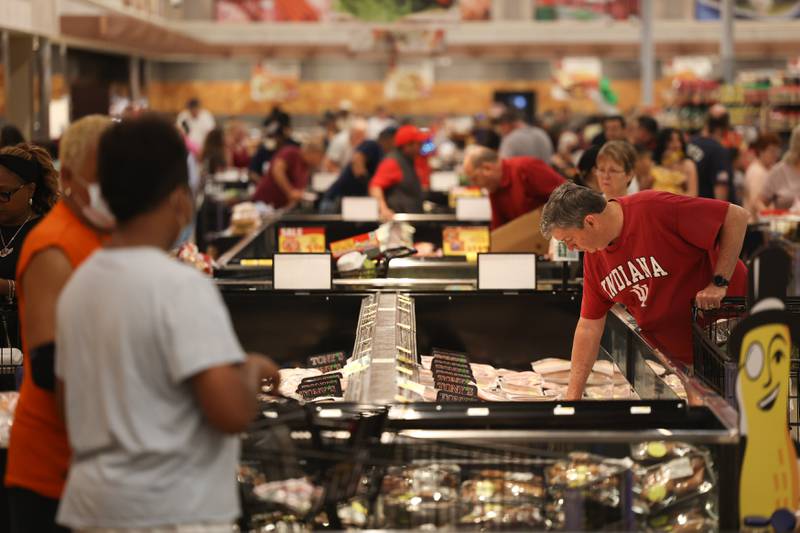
left=64, top=187, right=71, bottom=197
left=28, top=197, right=33, bottom=206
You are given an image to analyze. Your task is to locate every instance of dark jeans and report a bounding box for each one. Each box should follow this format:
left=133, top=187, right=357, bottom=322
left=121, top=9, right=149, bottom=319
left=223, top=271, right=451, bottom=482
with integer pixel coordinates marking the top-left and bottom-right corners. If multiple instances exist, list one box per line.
left=8, top=487, right=68, bottom=533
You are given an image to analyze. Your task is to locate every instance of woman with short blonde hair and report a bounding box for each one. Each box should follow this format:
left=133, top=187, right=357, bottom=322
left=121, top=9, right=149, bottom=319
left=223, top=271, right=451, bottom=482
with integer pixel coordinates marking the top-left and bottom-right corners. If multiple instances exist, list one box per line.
left=596, top=140, right=638, bottom=199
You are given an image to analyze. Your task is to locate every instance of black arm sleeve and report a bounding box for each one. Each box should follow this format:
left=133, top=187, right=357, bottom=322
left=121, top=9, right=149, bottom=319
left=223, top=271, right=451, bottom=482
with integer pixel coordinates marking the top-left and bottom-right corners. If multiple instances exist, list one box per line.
left=30, top=342, right=55, bottom=391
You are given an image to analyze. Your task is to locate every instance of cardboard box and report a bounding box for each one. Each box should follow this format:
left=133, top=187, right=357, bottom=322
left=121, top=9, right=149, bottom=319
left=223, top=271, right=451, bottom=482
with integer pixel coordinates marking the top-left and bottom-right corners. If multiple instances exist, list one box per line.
left=489, top=208, right=549, bottom=255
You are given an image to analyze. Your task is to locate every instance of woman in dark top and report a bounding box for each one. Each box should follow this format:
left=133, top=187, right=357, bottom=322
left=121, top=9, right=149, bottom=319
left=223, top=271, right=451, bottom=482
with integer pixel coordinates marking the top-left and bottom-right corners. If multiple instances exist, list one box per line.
left=0, top=144, right=59, bottom=383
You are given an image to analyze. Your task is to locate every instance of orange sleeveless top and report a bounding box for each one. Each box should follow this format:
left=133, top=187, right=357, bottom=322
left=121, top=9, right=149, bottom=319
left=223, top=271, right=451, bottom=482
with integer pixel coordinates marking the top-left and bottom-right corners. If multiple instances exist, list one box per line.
left=5, top=201, right=102, bottom=499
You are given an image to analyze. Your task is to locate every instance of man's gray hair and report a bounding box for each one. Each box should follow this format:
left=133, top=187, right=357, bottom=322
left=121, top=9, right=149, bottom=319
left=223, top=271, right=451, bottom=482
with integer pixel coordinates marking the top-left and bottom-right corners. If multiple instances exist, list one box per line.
left=464, top=145, right=499, bottom=168
left=540, top=182, right=607, bottom=238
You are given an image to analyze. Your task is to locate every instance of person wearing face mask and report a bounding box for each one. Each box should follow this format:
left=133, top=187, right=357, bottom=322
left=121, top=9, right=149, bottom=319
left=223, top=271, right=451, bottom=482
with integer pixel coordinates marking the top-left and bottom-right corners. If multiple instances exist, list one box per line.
left=540, top=182, right=749, bottom=400
left=651, top=128, right=699, bottom=197
left=53, top=113, right=280, bottom=532
left=463, top=146, right=564, bottom=230
left=595, top=141, right=639, bottom=199
left=4, top=115, right=112, bottom=533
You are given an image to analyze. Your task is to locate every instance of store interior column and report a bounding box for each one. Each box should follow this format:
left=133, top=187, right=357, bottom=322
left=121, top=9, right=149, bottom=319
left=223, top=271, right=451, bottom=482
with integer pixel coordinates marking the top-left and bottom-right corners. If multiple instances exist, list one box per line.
left=721, top=0, right=735, bottom=84
left=36, top=37, right=52, bottom=141
left=639, top=0, right=654, bottom=107
left=3, top=33, right=35, bottom=138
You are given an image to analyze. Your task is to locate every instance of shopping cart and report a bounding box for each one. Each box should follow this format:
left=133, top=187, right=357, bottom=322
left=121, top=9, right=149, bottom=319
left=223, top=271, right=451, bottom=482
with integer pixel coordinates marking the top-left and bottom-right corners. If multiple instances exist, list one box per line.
left=0, top=302, right=21, bottom=389
left=692, top=297, right=800, bottom=440
left=237, top=400, right=718, bottom=532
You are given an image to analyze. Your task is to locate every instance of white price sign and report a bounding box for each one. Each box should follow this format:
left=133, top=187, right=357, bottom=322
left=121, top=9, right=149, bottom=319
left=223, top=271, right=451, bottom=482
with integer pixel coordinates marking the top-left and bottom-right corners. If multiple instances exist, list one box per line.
left=477, top=253, right=537, bottom=290
left=311, top=172, right=338, bottom=193
left=341, top=197, right=379, bottom=221
left=549, top=238, right=580, bottom=262
left=273, top=253, right=332, bottom=290
left=430, top=171, right=459, bottom=192
left=456, top=196, right=492, bottom=221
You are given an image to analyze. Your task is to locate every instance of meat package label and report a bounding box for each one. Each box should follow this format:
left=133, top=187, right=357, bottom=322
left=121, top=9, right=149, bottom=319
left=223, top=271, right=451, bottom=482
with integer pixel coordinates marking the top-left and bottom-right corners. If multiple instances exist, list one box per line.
left=433, top=372, right=474, bottom=388
left=306, top=351, right=346, bottom=370
left=431, top=348, right=469, bottom=362
left=431, top=360, right=473, bottom=378
left=436, top=381, right=478, bottom=398
left=297, top=374, right=342, bottom=389
left=298, top=381, right=343, bottom=400
left=436, top=390, right=476, bottom=402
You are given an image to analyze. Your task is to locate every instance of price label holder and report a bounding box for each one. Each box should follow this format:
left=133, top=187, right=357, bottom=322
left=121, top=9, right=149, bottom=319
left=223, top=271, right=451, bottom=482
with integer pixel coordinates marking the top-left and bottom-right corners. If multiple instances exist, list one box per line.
left=311, top=172, right=338, bottom=193
left=549, top=237, right=580, bottom=262
left=477, top=253, right=536, bottom=290
left=456, top=196, right=492, bottom=221
left=430, top=171, right=459, bottom=192
left=273, top=253, right=332, bottom=290
left=342, top=197, right=379, bottom=221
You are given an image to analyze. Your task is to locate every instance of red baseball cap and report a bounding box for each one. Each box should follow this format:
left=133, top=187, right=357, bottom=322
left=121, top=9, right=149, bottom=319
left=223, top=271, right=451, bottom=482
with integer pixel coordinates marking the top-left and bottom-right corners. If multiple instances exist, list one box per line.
left=394, top=125, right=427, bottom=147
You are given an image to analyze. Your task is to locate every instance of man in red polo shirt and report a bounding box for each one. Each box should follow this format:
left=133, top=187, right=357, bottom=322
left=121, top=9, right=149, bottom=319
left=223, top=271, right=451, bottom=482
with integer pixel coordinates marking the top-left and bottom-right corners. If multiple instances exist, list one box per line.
left=252, top=139, right=324, bottom=209
left=463, top=146, right=565, bottom=229
left=369, top=125, right=430, bottom=220
left=540, top=182, right=749, bottom=399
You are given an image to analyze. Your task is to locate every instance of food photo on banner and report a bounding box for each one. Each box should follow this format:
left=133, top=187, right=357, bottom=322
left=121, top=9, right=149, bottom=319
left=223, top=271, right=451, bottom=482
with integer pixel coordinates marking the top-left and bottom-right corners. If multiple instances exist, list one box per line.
left=696, top=0, right=800, bottom=19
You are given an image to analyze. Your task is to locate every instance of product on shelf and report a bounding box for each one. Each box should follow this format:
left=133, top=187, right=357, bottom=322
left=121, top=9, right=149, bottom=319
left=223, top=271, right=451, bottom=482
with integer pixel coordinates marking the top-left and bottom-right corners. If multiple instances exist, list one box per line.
left=0, top=391, right=19, bottom=447
left=632, top=445, right=716, bottom=517
left=174, top=243, right=215, bottom=275
left=377, top=464, right=461, bottom=529
left=546, top=452, right=628, bottom=529
left=230, top=201, right=261, bottom=234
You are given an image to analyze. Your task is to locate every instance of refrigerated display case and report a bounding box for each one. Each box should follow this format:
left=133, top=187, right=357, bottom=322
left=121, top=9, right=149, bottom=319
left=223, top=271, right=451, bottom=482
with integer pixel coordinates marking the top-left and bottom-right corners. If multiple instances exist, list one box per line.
left=221, top=287, right=740, bottom=530
left=215, top=214, right=580, bottom=290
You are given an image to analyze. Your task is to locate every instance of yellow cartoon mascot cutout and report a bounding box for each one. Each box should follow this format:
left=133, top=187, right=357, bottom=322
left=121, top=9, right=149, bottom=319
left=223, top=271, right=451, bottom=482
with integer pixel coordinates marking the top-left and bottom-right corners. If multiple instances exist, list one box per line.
left=730, top=245, right=800, bottom=530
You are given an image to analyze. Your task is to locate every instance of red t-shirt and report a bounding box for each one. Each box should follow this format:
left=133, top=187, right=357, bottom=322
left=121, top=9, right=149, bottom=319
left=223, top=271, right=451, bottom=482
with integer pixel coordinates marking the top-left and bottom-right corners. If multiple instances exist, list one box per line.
left=581, top=191, right=747, bottom=364
left=252, top=145, right=309, bottom=208
left=489, top=157, right=565, bottom=229
left=370, top=156, right=431, bottom=190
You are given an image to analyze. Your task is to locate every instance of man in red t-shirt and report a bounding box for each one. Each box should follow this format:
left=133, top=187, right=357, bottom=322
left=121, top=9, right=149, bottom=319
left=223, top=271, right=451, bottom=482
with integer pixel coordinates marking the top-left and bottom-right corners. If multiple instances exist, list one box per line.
left=369, top=125, right=430, bottom=220
left=463, top=146, right=565, bottom=229
left=252, top=139, right=324, bottom=208
left=541, top=182, right=749, bottom=399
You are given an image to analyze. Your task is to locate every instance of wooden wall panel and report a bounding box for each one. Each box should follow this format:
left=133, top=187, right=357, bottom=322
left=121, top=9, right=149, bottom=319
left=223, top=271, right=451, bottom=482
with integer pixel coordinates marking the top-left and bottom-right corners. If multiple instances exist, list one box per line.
left=147, top=78, right=674, bottom=118
left=0, top=67, right=5, bottom=116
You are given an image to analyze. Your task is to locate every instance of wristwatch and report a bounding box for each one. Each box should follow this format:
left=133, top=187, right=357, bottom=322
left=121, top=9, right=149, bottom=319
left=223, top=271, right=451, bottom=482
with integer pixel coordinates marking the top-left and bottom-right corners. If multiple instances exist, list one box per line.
left=713, top=275, right=730, bottom=288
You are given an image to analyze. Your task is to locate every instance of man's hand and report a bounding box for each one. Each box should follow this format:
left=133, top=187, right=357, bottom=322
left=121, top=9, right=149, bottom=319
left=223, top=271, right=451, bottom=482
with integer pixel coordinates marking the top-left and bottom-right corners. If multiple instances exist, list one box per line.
left=379, top=204, right=395, bottom=222
left=287, top=189, right=304, bottom=205
left=695, top=283, right=727, bottom=310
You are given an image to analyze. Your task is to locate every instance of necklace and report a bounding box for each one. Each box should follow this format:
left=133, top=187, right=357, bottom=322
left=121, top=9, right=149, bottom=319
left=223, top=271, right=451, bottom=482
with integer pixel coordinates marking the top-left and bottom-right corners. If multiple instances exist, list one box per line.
left=0, top=214, right=33, bottom=258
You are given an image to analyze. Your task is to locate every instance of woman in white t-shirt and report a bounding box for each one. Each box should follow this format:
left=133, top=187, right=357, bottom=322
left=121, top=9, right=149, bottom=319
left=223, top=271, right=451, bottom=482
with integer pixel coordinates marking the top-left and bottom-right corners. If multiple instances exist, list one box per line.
left=55, top=115, right=280, bottom=533
left=744, top=132, right=782, bottom=220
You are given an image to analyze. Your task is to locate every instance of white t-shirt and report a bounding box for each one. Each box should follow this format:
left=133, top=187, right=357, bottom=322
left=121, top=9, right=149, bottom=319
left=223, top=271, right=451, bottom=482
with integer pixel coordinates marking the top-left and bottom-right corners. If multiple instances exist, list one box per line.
left=55, top=247, right=245, bottom=529
left=176, top=109, right=216, bottom=149
left=325, top=129, right=353, bottom=169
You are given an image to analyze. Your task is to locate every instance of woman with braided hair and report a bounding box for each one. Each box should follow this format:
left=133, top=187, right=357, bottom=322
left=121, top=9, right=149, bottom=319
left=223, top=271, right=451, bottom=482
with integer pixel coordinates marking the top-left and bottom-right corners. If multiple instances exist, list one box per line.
left=0, top=144, right=59, bottom=303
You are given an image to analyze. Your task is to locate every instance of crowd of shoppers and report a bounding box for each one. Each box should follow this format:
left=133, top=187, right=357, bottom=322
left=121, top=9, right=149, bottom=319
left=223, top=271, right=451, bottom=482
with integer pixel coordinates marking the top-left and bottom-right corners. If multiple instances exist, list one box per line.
left=0, top=91, right=796, bottom=530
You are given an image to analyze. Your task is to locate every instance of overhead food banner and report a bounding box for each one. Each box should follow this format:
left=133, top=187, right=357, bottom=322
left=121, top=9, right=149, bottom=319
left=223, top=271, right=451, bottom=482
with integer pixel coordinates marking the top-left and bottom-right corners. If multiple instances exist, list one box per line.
left=384, top=60, right=435, bottom=101
left=696, top=0, right=800, bottom=19
left=215, top=0, right=329, bottom=22
left=333, top=0, right=458, bottom=22
left=250, top=61, right=300, bottom=102
left=535, top=0, right=640, bottom=21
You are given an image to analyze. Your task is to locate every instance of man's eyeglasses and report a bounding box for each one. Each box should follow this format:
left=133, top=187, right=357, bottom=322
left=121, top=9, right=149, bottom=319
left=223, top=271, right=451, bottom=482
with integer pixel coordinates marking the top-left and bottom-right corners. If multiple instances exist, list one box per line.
left=595, top=168, right=626, bottom=176
left=0, top=185, right=27, bottom=204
